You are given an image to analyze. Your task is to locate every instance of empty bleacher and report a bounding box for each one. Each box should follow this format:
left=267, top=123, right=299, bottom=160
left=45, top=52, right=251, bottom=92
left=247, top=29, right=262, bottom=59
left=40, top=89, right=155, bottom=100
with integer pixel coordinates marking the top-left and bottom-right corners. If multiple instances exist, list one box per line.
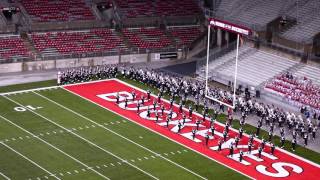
left=0, top=35, right=31, bottom=61
left=20, top=0, right=96, bottom=22
left=293, top=64, right=320, bottom=86
left=280, top=0, right=320, bottom=43
left=30, top=29, right=127, bottom=57
left=216, top=0, right=296, bottom=30
left=167, top=26, right=202, bottom=47
left=122, top=27, right=173, bottom=50
left=202, top=45, right=298, bottom=87
left=114, top=0, right=200, bottom=19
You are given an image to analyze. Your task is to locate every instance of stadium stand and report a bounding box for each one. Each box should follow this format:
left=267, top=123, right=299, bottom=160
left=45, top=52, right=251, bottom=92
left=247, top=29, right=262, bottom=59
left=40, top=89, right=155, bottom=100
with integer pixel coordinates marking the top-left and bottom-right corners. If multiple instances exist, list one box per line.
left=30, top=29, right=127, bottom=56
left=122, top=27, right=173, bottom=50
left=293, top=64, right=320, bottom=86
left=216, top=0, right=296, bottom=29
left=114, top=0, right=201, bottom=19
left=19, top=0, right=96, bottom=22
left=167, top=26, right=202, bottom=47
left=280, top=0, right=320, bottom=42
left=265, top=73, right=320, bottom=110
left=205, top=45, right=298, bottom=87
left=0, top=35, right=31, bottom=61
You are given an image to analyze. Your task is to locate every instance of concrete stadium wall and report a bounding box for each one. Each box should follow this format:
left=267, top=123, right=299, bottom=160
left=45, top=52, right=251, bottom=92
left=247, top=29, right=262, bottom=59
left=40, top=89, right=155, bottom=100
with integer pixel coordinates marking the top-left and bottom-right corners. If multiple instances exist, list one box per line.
left=0, top=52, right=179, bottom=74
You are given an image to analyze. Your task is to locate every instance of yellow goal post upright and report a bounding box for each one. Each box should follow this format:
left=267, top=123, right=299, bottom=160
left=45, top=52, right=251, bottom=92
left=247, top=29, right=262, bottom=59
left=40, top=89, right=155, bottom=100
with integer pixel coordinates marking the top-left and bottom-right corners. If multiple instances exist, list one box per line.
left=205, top=18, right=251, bottom=109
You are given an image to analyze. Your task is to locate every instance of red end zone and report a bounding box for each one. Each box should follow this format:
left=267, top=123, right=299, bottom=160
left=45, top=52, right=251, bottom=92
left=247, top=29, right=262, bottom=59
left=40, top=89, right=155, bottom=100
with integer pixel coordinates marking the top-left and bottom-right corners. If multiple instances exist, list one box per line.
left=64, top=79, right=320, bottom=179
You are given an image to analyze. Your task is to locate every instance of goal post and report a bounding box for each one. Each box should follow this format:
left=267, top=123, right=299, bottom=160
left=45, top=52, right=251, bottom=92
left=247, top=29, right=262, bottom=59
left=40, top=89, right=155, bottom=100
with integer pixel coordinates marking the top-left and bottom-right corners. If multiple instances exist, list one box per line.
left=205, top=18, right=251, bottom=109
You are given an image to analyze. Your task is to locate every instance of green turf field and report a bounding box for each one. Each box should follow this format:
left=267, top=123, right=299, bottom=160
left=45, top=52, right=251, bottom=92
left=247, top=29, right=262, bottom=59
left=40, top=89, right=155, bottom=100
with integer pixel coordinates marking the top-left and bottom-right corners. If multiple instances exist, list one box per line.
left=0, top=82, right=248, bottom=180
left=0, top=78, right=319, bottom=180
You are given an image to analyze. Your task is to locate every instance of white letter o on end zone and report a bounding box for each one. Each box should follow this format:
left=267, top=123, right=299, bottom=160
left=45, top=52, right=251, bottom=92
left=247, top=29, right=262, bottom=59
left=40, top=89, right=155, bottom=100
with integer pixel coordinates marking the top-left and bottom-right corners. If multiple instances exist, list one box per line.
left=256, top=162, right=303, bottom=178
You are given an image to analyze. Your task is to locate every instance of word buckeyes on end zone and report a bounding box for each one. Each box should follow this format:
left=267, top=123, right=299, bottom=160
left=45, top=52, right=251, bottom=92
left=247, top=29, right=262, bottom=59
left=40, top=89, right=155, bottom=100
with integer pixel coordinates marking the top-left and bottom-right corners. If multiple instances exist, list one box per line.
left=64, top=79, right=320, bottom=180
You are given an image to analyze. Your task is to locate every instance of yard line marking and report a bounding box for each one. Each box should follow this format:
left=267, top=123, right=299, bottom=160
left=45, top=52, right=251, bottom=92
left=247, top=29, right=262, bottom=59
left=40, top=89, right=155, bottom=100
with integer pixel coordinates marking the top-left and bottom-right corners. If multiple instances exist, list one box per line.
left=0, top=142, right=60, bottom=180
left=0, top=172, right=11, bottom=180
left=35, top=91, right=208, bottom=180
left=4, top=95, right=159, bottom=180
left=0, top=115, right=110, bottom=180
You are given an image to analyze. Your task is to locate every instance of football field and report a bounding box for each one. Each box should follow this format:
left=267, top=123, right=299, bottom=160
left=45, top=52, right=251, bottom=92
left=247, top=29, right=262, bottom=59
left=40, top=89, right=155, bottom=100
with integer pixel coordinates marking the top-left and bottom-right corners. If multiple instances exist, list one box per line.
left=0, top=80, right=247, bottom=180
left=0, top=78, right=319, bottom=180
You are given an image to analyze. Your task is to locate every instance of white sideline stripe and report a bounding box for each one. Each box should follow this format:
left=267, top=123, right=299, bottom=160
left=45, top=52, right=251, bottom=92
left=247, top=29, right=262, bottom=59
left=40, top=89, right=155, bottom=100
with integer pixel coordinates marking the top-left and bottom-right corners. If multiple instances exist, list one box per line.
left=59, top=79, right=254, bottom=179
left=0, top=172, right=10, bottom=180
left=0, top=115, right=110, bottom=180
left=34, top=91, right=208, bottom=180
left=0, top=79, right=112, bottom=96
left=2, top=95, right=159, bottom=180
left=0, top=142, right=60, bottom=180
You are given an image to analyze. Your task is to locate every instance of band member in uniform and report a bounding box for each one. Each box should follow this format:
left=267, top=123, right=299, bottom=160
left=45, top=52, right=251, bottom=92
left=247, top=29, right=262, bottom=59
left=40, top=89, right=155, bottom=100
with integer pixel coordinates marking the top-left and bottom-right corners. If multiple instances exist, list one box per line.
left=137, top=101, right=140, bottom=113
left=124, top=98, right=128, bottom=109
left=291, top=138, right=296, bottom=151
left=210, top=125, right=215, bottom=138
left=239, top=150, right=244, bottom=162
left=258, top=146, right=263, bottom=158
left=205, top=133, right=210, bottom=146
left=271, top=143, right=276, bottom=155
left=177, top=121, right=182, bottom=133
left=218, top=139, right=223, bottom=151
left=239, top=127, right=244, bottom=139
left=116, top=92, right=120, bottom=104
left=192, top=128, right=197, bottom=140
left=235, top=136, right=240, bottom=148
left=229, top=144, right=234, bottom=157
left=280, top=135, right=285, bottom=148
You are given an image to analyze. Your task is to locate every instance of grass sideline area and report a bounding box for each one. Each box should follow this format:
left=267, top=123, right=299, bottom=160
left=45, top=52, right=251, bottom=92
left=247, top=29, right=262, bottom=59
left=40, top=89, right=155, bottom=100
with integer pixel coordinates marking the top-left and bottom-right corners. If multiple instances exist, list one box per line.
left=0, top=80, right=57, bottom=93
left=0, top=77, right=318, bottom=179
